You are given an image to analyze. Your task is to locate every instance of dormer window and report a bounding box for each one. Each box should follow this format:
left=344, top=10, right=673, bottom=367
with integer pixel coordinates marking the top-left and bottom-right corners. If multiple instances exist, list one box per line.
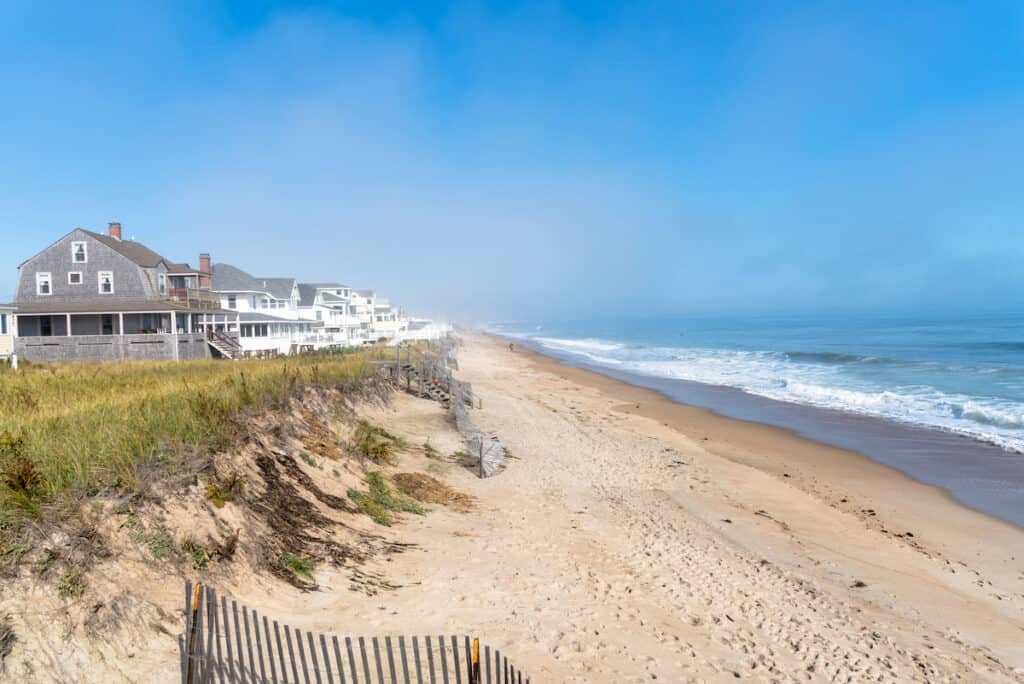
left=158, top=273, right=166, bottom=294
left=36, top=272, right=52, bottom=295
left=71, top=241, right=87, bottom=263
left=98, top=271, right=114, bottom=294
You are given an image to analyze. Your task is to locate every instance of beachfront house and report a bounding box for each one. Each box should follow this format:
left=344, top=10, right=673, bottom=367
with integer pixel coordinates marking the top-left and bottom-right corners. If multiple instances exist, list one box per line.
left=11, top=223, right=240, bottom=363
left=296, top=283, right=365, bottom=346
left=371, top=299, right=409, bottom=339
left=0, top=304, right=14, bottom=362
left=210, top=263, right=321, bottom=357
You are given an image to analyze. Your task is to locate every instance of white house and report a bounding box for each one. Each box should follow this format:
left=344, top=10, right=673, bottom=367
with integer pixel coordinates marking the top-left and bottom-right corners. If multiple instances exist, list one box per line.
left=296, top=283, right=364, bottom=346
left=0, top=304, right=14, bottom=361
left=371, top=299, right=409, bottom=339
left=210, top=263, right=320, bottom=357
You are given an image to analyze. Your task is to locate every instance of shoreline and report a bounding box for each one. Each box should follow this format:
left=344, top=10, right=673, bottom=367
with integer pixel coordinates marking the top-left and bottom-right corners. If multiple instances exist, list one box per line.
left=493, top=331, right=1024, bottom=530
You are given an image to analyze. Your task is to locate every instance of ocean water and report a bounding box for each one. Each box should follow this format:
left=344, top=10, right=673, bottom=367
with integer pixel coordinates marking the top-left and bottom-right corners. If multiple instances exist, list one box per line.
left=490, top=316, right=1024, bottom=455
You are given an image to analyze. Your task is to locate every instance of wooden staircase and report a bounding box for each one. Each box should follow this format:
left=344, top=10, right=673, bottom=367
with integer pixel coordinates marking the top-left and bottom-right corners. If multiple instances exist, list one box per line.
left=207, top=331, right=242, bottom=360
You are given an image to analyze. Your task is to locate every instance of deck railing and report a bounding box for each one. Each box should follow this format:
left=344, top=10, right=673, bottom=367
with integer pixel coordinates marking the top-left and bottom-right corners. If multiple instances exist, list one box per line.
left=166, top=288, right=222, bottom=310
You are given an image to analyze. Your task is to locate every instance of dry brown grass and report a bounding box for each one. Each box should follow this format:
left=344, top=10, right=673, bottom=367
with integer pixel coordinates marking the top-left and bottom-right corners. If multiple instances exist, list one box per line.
left=392, top=472, right=474, bottom=512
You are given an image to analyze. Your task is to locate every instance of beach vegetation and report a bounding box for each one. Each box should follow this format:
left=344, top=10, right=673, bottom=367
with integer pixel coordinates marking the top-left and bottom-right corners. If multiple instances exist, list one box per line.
left=347, top=471, right=426, bottom=526
left=0, top=354, right=372, bottom=530
left=57, top=570, right=86, bottom=600
left=281, top=552, right=316, bottom=581
left=182, top=538, right=213, bottom=569
left=350, top=421, right=406, bottom=464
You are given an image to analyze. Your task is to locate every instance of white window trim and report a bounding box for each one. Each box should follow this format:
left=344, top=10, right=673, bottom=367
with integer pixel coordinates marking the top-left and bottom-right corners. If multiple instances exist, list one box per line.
left=98, top=271, right=114, bottom=294
left=68, top=271, right=83, bottom=285
left=36, top=272, right=52, bottom=296
left=71, top=241, right=88, bottom=264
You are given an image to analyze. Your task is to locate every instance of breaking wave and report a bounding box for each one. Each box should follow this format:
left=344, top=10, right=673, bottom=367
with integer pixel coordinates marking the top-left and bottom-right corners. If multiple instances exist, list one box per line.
left=498, top=331, right=1024, bottom=454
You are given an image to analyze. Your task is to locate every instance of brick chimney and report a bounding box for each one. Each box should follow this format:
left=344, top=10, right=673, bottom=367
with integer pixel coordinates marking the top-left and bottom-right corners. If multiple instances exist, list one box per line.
left=108, top=221, right=122, bottom=241
left=199, top=253, right=211, bottom=288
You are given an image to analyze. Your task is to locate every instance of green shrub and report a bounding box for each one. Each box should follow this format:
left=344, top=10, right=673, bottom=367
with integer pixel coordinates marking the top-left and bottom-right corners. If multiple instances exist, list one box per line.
left=347, top=471, right=426, bottom=526
left=351, top=421, right=405, bottom=464
left=281, top=553, right=315, bottom=581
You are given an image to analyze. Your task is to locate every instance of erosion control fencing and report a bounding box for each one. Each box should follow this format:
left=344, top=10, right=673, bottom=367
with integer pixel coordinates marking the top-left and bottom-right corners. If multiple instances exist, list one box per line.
left=179, top=581, right=531, bottom=684
left=393, top=335, right=506, bottom=478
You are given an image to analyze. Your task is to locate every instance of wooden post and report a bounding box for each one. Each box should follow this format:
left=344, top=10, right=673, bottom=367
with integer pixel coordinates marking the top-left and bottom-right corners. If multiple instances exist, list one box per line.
left=479, top=439, right=484, bottom=478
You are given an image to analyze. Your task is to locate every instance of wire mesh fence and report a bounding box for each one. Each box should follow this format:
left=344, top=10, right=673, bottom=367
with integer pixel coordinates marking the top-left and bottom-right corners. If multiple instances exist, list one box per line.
left=180, top=581, right=530, bottom=684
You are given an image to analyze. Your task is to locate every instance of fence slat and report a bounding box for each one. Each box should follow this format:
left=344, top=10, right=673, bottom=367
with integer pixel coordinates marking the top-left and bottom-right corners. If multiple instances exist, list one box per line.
left=385, top=636, right=398, bottom=683
left=232, top=601, right=246, bottom=682
left=285, top=624, right=300, bottom=684
left=222, top=597, right=236, bottom=683
left=359, top=636, right=372, bottom=684
left=399, top=636, right=410, bottom=684
left=211, top=589, right=226, bottom=684
left=307, top=631, right=322, bottom=684
left=372, top=637, right=386, bottom=683
left=503, top=656, right=508, bottom=684
left=464, top=638, right=472, bottom=684
left=263, top=615, right=278, bottom=684
left=242, top=604, right=257, bottom=683
left=437, top=635, right=449, bottom=684
left=484, top=646, right=491, bottom=684
left=348, top=637, right=363, bottom=684
left=253, top=610, right=267, bottom=684
left=411, top=636, right=424, bottom=684
left=426, top=636, right=438, bottom=684
left=296, top=628, right=311, bottom=684
left=274, top=620, right=288, bottom=684
left=333, top=636, right=346, bottom=684
left=451, top=636, right=462, bottom=684
left=320, top=634, right=335, bottom=684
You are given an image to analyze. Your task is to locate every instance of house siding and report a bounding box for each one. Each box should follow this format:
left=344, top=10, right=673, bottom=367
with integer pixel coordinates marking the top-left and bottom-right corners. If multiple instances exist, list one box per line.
left=15, top=229, right=151, bottom=305
left=14, top=333, right=214, bottom=363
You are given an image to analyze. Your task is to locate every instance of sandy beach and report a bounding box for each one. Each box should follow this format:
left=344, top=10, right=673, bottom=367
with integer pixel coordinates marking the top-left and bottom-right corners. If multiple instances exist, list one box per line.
left=5, top=331, right=1024, bottom=683
left=285, top=331, right=1024, bottom=681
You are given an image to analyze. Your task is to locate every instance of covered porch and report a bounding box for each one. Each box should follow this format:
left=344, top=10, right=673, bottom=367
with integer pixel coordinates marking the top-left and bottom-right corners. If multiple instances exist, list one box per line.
left=12, top=301, right=241, bottom=363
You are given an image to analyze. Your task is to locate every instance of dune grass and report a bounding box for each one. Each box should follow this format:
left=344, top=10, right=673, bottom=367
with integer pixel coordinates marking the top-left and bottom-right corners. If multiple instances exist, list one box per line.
left=0, top=354, right=374, bottom=526
left=347, top=471, right=426, bottom=526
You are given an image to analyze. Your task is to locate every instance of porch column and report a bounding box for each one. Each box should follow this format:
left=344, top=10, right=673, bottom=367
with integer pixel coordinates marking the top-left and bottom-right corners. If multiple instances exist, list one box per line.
left=118, top=312, right=124, bottom=336
left=66, top=313, right=72, bottom=336
left=187, top=313, right=192, bottom=335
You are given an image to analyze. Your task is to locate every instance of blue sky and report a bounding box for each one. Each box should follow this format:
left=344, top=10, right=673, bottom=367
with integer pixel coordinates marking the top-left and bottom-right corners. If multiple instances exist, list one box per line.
left=1, top=1, right=1022, bottom=321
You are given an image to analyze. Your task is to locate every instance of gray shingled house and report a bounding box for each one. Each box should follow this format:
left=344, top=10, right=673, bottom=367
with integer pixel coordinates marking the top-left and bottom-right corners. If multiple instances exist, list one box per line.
left=12, top=222, right=241, bottom=362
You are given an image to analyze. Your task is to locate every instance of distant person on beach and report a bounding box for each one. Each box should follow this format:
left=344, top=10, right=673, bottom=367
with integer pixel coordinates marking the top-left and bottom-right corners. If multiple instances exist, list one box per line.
left=509, top=342, right=515, bottom=352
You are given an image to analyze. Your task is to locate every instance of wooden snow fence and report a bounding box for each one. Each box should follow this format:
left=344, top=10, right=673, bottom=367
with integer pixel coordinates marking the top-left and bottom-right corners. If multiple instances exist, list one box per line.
left=179, top=581, right=531, bottom=684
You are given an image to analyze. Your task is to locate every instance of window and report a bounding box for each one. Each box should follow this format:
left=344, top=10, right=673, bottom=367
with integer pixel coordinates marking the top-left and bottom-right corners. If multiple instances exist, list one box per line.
left=260, top=298, right=269, bottom=309
left=227, top=295, right=237, bottom=309
left=0, top=314, right=6, bottom=335
left=71, top=241, right=87, bottom=263
left=98, top=271, right=114, bottom=294
left=68, top=271, right=83, bottom=285
left=36, top=272, right=52, bottom=295
left=101, top=315, right=114, bottom=335
left=315, top=311, right=322, bottom=321
left=40, top=317, right=53, bottom=337
left=158, top=273, right=166, bottom=294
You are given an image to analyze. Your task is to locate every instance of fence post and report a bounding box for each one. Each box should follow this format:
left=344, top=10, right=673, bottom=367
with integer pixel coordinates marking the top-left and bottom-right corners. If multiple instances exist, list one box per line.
left=186, top=582, right=201, bottom=684
left=472, top=638, right=480, bottom=684
left=479, top=440, right=484, bottom=479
